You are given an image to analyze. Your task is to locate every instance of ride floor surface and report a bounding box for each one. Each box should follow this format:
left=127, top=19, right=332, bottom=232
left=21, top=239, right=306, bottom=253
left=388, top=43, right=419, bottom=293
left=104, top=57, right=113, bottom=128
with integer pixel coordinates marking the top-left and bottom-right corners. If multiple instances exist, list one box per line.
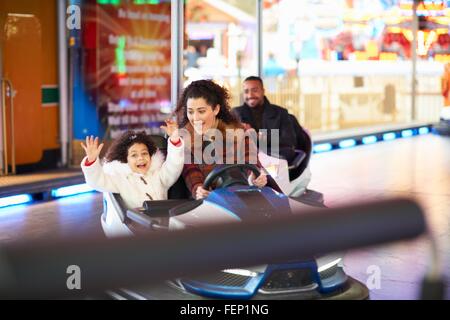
left=0, top=134, right=449, bottom=300
left=308, top=133, right=450, bottom=300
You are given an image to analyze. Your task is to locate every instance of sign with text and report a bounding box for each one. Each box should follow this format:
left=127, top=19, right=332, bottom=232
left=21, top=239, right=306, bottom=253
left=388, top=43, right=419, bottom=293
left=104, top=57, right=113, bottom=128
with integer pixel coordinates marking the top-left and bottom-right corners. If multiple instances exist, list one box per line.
left=84, top=0, right=171, bottom=139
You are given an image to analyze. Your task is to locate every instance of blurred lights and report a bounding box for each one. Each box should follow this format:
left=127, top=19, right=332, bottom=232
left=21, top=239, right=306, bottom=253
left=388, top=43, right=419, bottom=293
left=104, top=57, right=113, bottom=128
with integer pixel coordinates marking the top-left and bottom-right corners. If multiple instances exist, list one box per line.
left=338, top=139, right=356, bottom=149
left=97, top=0, right=121, bottom=5
left=119, top=99, right=129, bottom=109
left=0, top=194, right=33, bottom=208
left=362, top=135, right=378, bottom=145
left=401, top=129, right=414, bottom=138
left=51, top=184, right=95, bottom=198
left=313, top=143, right=333, bottom=153
left=383, top=132, right=397, bottom=141
left=313, top=126, right=431, bottom=154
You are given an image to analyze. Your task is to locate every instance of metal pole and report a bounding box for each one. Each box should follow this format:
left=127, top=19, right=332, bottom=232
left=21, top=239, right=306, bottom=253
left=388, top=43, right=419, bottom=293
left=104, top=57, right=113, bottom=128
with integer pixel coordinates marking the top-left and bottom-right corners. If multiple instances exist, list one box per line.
left=171, top=0, right=184, bottom=111
left=412, top=0, right=419, bottom=121
left=7, top=81, right=15, bottom=174
left=58, top=0, right=69, bottom=167
left=0, top=31, right=4, bottom=175
left=0, top=79, right=16, bottom=175
left=1, top=81, right=7, bottom=175
left=257, top=0, right=263, bottom=77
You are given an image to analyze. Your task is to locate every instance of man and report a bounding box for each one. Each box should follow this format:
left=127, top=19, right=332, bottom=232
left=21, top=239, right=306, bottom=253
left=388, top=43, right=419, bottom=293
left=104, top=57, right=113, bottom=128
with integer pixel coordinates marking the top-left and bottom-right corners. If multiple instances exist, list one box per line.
left=233, top=76, right=297, bottom=162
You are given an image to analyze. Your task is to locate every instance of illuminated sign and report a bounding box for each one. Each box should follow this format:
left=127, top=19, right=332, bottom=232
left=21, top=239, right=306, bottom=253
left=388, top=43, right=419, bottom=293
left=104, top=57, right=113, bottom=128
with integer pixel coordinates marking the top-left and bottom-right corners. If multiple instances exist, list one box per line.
left=85, top=0, right=171, bottom=139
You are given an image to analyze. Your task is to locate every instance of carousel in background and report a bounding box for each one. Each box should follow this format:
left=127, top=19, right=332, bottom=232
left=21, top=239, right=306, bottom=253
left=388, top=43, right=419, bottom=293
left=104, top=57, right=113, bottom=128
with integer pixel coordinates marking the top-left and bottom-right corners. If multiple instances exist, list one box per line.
left=323, top=0, right=450, bottom=62
left=380, top=0, right=450, bottom=62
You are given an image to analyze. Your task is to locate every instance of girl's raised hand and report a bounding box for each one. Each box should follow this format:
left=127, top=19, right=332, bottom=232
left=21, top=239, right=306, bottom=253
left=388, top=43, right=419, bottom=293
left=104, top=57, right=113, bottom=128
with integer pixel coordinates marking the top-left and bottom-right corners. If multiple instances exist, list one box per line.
left=161, top=119, right=180, bottom=142
left=81, top=136, right=104, bottom=163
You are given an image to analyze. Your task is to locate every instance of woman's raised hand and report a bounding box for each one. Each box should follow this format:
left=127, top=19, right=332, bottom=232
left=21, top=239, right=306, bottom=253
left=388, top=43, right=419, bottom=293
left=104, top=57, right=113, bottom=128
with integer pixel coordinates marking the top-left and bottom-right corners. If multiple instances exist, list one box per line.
left=161, top=119, right=180, bottom=142
left=81, top=136, right=104, bottom=163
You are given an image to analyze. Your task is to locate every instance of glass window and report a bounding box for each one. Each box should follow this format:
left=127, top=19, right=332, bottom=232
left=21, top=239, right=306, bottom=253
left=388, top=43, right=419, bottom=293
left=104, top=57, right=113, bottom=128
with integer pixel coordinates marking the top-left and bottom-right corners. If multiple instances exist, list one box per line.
left=184, top=0, right=258, bottom=106
left=262, top=0, right=445, bottom=134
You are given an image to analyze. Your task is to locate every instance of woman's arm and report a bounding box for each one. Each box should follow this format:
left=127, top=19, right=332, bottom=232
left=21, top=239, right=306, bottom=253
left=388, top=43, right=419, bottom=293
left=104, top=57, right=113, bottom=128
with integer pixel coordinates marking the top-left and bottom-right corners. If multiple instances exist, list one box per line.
left=182, top=163, right=206, bottom=198
left=241, top=135, right=268, bottom=187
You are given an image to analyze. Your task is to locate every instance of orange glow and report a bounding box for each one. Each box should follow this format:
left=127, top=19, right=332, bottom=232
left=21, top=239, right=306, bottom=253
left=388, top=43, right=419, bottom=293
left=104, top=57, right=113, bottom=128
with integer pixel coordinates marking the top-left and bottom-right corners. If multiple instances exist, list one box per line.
left=379, top=52, right=398, bottom=60
left=435, top=54, right=450, bottom=62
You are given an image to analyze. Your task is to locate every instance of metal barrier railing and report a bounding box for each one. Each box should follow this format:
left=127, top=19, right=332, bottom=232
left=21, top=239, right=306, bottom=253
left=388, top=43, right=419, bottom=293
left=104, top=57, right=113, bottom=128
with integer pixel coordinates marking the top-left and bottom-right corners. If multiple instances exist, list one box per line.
left=1, top=78, right=16, bottom=175
left=224, top=75, right=443, bottom=133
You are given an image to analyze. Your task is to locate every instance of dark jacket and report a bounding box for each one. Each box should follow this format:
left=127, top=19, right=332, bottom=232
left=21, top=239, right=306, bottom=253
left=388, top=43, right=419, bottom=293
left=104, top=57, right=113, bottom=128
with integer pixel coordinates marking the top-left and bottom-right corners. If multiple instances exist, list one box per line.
left=233, top=97, right=296, bottom=161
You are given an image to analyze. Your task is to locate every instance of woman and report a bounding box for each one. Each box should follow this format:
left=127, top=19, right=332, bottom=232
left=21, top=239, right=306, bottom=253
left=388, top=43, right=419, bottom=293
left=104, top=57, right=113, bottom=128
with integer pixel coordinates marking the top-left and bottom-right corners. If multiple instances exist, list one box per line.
left=175, top=80, right=267, bottom=200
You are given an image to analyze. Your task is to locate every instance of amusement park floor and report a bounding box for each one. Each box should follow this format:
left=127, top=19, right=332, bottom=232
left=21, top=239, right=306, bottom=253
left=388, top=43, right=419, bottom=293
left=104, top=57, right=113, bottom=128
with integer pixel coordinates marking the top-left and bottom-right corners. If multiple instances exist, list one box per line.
left=0, top=133, right=449, bottom=300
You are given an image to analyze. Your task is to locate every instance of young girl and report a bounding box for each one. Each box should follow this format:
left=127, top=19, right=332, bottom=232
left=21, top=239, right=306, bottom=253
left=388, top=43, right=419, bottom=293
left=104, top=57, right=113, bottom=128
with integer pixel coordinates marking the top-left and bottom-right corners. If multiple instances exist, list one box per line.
left=81, top=120, right=184, bottom=209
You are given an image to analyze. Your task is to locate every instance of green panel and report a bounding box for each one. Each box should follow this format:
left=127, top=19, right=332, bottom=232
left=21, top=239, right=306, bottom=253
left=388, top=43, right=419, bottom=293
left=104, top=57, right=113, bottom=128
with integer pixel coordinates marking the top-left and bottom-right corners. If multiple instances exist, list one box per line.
left=42, top=87, right=59, bottom=105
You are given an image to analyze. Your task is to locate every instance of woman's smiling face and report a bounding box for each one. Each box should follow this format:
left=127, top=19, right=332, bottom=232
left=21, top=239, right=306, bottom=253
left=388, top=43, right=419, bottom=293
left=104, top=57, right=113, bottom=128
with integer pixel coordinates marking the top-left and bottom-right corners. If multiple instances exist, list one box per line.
left=186, top=97, right=220, bottom=135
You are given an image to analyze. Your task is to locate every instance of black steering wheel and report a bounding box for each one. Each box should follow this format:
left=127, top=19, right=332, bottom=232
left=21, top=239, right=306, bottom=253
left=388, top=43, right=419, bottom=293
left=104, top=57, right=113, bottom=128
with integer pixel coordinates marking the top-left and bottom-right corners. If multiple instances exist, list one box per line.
left=203, top=164, right=261, bottom=190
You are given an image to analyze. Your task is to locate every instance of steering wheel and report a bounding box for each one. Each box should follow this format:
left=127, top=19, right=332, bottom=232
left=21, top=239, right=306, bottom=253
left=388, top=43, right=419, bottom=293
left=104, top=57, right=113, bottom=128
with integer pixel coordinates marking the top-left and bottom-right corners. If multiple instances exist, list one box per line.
left=203, top=164, right=261, bottom=190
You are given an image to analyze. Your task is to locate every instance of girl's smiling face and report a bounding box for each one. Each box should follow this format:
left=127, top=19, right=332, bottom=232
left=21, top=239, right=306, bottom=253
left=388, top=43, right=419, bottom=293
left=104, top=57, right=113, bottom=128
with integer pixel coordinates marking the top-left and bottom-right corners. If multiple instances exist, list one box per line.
left=127, top=143, right=151, bottom=174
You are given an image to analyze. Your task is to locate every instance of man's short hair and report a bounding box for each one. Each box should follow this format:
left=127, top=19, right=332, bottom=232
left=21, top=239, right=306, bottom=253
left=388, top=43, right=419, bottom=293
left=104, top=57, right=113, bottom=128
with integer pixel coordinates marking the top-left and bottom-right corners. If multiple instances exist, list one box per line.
left=244, top=76, right=264, bottom=87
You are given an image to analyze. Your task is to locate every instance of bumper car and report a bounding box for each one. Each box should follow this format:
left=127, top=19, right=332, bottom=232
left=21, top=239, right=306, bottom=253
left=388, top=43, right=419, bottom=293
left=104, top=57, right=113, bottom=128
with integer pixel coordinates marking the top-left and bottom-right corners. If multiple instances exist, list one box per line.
left=100, top=136, right=369, bottom=300
left=434, top=120, right=450, bottom=136
left=435, top=107, right=450, bottom=136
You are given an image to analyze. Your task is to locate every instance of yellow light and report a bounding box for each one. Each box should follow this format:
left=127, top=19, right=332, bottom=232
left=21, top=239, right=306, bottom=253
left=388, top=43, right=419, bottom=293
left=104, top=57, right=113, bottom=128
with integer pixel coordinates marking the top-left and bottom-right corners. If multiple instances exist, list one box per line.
left=379, top=52, right=398, bottom=61
left=435, top=54, right=450, bottom=63
left=354, top=51, right=369, bottom=60
left=403, top=30, right=413, bottom=42
left=366, top=40, right=379, bottom=58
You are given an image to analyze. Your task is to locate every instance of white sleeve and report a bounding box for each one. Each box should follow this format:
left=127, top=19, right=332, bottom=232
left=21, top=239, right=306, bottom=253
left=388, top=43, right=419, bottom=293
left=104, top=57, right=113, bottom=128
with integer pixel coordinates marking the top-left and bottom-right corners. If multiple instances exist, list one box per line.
left=158, top=138, right=185, bottom=188
left=80, top=157, right=121, bottom=193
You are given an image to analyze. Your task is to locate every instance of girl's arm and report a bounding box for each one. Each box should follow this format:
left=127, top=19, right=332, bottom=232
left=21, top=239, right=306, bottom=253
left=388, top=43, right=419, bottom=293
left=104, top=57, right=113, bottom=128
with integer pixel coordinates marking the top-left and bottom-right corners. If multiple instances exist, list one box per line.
left=80, top=136, right=120, bottom=193
left=81, top=157, right=121, bottom=193
left=158, top=119, right=186, bottom=188
left=158, top=138, right=185, bottom=188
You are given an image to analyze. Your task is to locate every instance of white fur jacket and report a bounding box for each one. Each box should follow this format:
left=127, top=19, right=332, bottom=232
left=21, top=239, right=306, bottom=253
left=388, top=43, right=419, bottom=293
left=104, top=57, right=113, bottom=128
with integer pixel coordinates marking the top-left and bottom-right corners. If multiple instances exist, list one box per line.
left=81, top=139, right=184, bottom=209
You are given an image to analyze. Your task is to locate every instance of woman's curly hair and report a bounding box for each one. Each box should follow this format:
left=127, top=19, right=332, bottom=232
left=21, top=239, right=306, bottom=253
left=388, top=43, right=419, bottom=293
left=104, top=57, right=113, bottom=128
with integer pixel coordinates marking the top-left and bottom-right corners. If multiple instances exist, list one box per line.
left=175, top=80, right=240, bottom=128
left=105, top=131, right=157, bottom=163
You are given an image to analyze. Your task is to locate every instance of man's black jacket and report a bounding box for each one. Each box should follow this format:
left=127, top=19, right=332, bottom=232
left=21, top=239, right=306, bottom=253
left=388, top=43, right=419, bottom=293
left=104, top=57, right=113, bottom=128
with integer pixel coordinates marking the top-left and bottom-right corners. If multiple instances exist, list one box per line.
left=233, top=97, right=296, bottom=161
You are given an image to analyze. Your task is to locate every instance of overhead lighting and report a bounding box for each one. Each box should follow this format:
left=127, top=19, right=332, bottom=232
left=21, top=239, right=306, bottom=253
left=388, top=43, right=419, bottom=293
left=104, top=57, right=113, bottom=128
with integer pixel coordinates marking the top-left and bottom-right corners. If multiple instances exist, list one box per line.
left=0, top=194, right=33, bottom=208
left=51, top=184, right=95, bottom=198
left=313, top=143, right=333, bottom=153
